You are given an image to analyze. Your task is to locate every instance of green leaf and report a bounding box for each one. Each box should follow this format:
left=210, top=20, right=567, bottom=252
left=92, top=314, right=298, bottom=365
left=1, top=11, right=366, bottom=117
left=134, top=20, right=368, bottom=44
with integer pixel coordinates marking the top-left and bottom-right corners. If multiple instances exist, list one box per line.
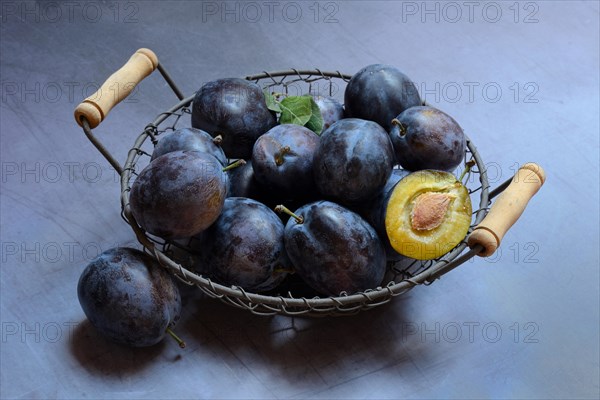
left=305, top=96, right=324, bottom=135
left=279, top=96, right=312, bottom=126
left=263, top=89, right=281, bottom=113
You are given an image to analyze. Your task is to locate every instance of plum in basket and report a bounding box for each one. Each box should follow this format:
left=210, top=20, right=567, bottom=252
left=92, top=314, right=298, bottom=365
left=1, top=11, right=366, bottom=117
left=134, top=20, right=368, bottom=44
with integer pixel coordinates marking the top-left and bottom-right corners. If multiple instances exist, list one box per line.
left=191, top=78, right=277, bottom=159
left=252, top=124, right=319, bottom=200
left=278, top=201, right=386, bottom=296
left=313, top=118, right=395, bottom=205
left=313, top=95, right=344, bottom=131
left=197, top=197, right=290, bottom=292
left=344, top=64, right=422, bottom=131
left=129, top=150, right=227, bottom=239
left=151, top=127, right=227, bottom=166
left=389, top=105, right=466, bottom=172
left=225, top=159, right=267, bottom=200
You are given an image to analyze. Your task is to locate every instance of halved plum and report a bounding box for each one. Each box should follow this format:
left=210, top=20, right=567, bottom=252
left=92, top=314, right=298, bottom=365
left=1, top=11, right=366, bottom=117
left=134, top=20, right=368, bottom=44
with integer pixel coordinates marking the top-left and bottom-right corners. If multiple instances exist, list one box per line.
left=385, top=170, right=472, bottom=260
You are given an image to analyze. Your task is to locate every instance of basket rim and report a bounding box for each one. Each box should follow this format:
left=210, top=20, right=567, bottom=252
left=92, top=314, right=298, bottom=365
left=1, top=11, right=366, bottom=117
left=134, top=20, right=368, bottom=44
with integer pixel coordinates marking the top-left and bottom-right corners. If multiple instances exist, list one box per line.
left=118, top=69, right=490, bottom=315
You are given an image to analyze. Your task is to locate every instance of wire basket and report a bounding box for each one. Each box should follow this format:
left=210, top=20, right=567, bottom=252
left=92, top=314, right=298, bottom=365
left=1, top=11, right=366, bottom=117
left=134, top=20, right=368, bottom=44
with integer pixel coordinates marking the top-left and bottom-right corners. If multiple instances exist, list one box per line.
left=75, top=49, right=545, bottom=317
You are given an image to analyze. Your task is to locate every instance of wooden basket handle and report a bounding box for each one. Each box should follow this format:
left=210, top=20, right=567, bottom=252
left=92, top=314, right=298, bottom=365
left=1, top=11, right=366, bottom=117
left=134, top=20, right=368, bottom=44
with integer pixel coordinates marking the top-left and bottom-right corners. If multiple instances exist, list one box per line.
left=74, top=48, right=158, bottom=128
left=467, top=162, right=546, bottom=257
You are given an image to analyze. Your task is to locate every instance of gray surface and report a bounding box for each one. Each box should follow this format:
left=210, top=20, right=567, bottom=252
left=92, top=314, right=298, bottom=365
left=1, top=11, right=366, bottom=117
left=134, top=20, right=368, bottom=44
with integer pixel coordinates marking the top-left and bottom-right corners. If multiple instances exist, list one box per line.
left=1, top=1, right=599, bottom=399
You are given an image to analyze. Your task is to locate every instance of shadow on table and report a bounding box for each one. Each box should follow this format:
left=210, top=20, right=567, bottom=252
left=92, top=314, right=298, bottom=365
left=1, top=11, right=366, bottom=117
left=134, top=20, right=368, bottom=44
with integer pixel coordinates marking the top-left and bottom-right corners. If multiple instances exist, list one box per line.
left=179, top=285, right=435, bottom=389
left=69, top=319, right=166, bottom=376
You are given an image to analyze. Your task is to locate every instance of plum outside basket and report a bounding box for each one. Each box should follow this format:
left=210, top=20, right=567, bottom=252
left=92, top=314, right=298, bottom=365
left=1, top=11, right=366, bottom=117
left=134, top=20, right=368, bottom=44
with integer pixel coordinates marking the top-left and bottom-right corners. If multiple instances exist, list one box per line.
left=76, top=53, right=517, bottom=318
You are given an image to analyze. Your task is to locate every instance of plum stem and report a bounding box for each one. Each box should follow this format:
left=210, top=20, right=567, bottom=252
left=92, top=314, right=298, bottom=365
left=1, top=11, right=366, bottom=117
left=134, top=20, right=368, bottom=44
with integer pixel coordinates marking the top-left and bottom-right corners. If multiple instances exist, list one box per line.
left=222, top=159, right=247, bottom=172
left=166, top=327, right=186, bottom=349
left=459, top=159, right=476, bottom=182
left=213, top=135, right=223, bottom=145
left=275, top=205, right=303, bottom=224
left=271, top=92, right=286, bottom=101
left=273, top=265, right=295, bottom=274
left=390, top=118, right=407, bottom=137
left=274, top=146, right=291, bottom=166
